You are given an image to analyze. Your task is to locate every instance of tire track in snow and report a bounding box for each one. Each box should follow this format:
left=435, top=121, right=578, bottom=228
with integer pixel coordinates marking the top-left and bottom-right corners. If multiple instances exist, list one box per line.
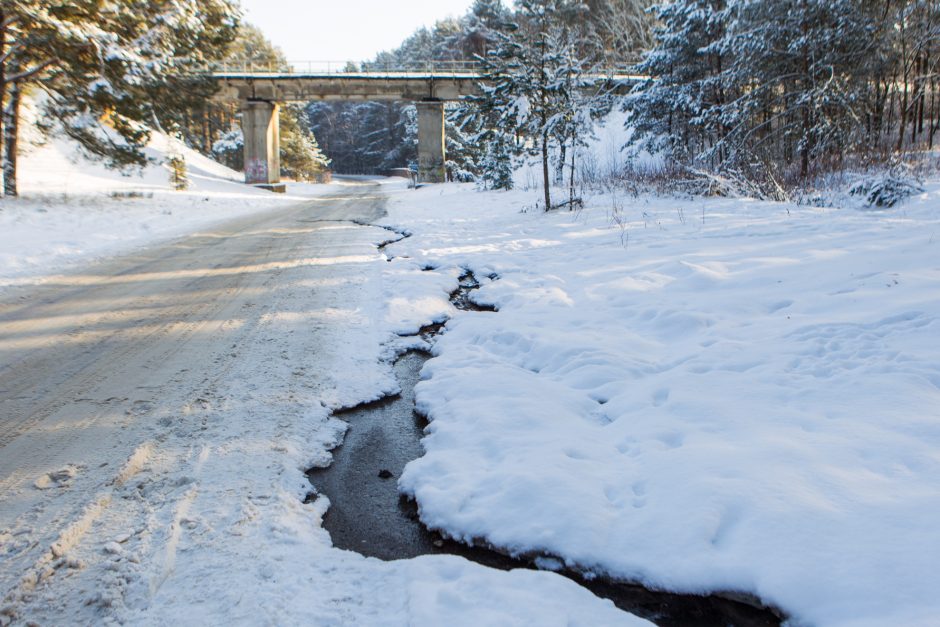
left=0, top=184, right=394, bottom=624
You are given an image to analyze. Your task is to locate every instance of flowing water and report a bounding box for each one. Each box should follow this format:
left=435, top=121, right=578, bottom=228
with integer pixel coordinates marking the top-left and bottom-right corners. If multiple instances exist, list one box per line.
left=308, top=271, right=784, bottom=627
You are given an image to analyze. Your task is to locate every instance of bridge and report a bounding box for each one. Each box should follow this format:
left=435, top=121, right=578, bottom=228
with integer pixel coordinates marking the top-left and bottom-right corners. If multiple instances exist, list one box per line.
left=211, top=61, right=643, bottom=186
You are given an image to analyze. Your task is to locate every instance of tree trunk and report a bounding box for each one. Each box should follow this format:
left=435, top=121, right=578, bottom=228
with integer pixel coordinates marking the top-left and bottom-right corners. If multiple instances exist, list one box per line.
left=918, top=54, right=926, bottom=135
left=800, top=81, right=811, bottom=178
left=541, top=130, right=551, bottom=211
left=568, top=132, right=576, bottom=208
left=799, top=4, right=812, bottom=180
left=930, top=76, right=939, bottom=149
left=202, top=105, right=211, bottom=154
left=911, top=55, right=921, bottom=145
left=0, top=7, right=7, bottom=199
left=897, top=17, right=909, bottom=152
left=3, top=80, right=19, bottom=197
left=887, top=75, right=897, bottom=145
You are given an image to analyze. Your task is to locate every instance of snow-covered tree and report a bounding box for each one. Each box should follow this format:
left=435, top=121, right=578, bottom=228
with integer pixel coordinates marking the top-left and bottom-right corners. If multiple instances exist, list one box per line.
left=627, top=0, right=727, bottom=169
left=445, top=104, right=482, bottom=182
left=0, top=0, right=239, bottom=196
left=585, top=0, right=656, bottom=60
left=629, top=0, right=939, bottom=187
left=470, top=0, right=604, bottom=208
left=305, top=101, right=416, bottom=174
left=464, top=0, right=512, bottom=57
left=478, top=130, right=516, bottom=190
left=710, top=0, right=883, bottom=178
left=212, top=129, right=244, bottom=171
left=280, top=104, right=331, bottom=181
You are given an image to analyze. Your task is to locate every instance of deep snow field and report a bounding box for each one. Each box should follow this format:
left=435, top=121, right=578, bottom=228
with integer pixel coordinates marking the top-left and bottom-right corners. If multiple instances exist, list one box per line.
left=380, top=181, right=940, bottom=627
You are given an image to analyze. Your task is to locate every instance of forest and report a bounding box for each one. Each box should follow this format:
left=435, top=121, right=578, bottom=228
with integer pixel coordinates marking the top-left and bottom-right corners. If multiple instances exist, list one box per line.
left=1, top=1, right=938, bottom=205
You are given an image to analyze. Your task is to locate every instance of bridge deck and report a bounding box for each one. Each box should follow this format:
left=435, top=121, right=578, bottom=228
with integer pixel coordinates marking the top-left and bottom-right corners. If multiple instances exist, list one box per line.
left=213, top=71, right=645, bottom=103
left=213, top=72, right=485, bottom=80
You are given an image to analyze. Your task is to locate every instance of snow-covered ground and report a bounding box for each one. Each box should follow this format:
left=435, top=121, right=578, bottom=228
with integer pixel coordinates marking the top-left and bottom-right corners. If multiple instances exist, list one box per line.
left=4, top=109, right=939, bottom=625
left=378, top=181, right=940, bottom=627
left=0, top=128, right=648, bottom=625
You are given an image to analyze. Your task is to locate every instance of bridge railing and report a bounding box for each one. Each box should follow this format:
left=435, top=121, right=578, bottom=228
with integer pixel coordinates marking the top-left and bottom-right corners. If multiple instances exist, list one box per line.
left=208, top=59, right=642, bottom=78
left=210, top=60, right=484, bottom=76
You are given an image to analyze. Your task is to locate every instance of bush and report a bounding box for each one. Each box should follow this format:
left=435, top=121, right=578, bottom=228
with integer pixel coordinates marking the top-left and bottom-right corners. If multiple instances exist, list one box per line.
left=849, top=163, right=924, bottom=208
left=212, top=130, right=244, bottom=172
left=167, top=154, right=189, bottom=191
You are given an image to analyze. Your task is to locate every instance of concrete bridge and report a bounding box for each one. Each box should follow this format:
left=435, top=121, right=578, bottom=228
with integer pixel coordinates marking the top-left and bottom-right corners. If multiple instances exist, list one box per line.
left=211, top=62, right=642, bottom=186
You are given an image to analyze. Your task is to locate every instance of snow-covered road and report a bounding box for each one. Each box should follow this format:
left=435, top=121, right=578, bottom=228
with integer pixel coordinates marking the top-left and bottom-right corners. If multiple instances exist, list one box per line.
left=0, top=182, right=643, bottom=626
left=0, top=184, right=389, bottom=619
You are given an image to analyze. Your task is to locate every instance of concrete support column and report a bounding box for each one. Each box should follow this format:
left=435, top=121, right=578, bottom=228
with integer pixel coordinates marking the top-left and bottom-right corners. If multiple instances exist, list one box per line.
left=241, top=99, right=280, bottom=185
left=416, top=100, right=445, bottom=183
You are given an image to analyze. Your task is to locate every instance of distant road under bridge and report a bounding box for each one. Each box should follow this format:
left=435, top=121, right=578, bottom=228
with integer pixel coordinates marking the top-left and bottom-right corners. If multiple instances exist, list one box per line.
left=211, top=62, right=644, bottom=185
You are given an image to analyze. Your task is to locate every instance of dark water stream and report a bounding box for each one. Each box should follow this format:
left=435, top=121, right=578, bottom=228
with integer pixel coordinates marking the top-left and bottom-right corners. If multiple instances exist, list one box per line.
left=307, top=272, right=783, bottom=627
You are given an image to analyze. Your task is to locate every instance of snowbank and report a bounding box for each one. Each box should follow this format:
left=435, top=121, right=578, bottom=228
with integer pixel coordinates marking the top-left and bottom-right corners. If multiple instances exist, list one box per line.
left=382, top=180, right=940, bottom=627
left=0, top=115, right=343, bottom=292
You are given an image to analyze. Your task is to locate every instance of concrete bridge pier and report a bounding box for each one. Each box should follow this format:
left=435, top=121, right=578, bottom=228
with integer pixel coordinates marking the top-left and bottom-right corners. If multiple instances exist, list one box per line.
left=238, top=97, right=446, bottom=186
left=241, top=99, right=281, bottom=186
left=416, top=101, right=446, bottom=183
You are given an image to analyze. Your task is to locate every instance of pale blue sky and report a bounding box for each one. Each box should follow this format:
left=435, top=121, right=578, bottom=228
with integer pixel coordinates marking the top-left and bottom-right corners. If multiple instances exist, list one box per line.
left=239, top=0, right=475, bottom=63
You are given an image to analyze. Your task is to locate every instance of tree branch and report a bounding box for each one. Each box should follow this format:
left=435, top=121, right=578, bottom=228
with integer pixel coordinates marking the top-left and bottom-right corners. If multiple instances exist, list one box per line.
left=4, top=58, right=57, bottom=84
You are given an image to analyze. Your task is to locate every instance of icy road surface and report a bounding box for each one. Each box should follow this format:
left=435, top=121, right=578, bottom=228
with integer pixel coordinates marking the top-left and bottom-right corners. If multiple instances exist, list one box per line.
left=0, top=182, right=642, bottom=625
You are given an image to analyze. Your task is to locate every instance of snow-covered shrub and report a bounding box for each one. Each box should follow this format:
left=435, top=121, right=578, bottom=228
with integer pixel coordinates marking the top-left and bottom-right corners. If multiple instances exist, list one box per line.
left=212, top=130, right=244, bottom=172
left=849, top=164, right=924, bottom=208
left=447, top=163, right=476, bottom=183
left=691, top=165, right=789, bottom=202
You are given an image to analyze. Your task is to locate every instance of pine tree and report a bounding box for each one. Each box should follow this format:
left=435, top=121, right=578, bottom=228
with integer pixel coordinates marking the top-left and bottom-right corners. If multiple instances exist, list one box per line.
left=0, top=0, right=239, bottom=197
left=627, top=0, right=932, bottom=188
left=445, top=104, right=482, bottom=182
left=470, top=0, right=602, bottom=208
left=479, top=132, right=516, bottom=190
left=627, top=0, right=727, bottom=169
left=168, top=154, right=190, bottom=191
left=464, top=0, right=512, bottom=57
left=280, top=104, right=331, bottom=181
left=212, top=129, right=244, bottom=171
left=710, top=0, right=882, bottom=178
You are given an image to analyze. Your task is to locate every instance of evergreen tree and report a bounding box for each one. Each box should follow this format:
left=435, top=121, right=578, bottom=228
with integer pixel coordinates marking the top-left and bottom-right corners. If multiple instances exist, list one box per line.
left=464, top=0, right=512, bottom=57
left=383, top=104, right=419, bottom=171
left=0, top=0, right=239, bottom=197
left=224, top=22, right=287, bottom=69
left=629, top=0, right=936, bottom=188
left=627, top=0, right=727, bottom=169
left=445, top=104, right=482, bottom=182
left=710, top=0, right=882, bottom=178
left=471, top=0, right=602, bottom=208
left=212, top=129, right=244, bottom=171
left=168, top=153, right=190, bottom=191
left=305, top=101, right=416, bottom=174
left=280, top=104, right=331, bottom=181
left=478, top=130, right=516, bottom=190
